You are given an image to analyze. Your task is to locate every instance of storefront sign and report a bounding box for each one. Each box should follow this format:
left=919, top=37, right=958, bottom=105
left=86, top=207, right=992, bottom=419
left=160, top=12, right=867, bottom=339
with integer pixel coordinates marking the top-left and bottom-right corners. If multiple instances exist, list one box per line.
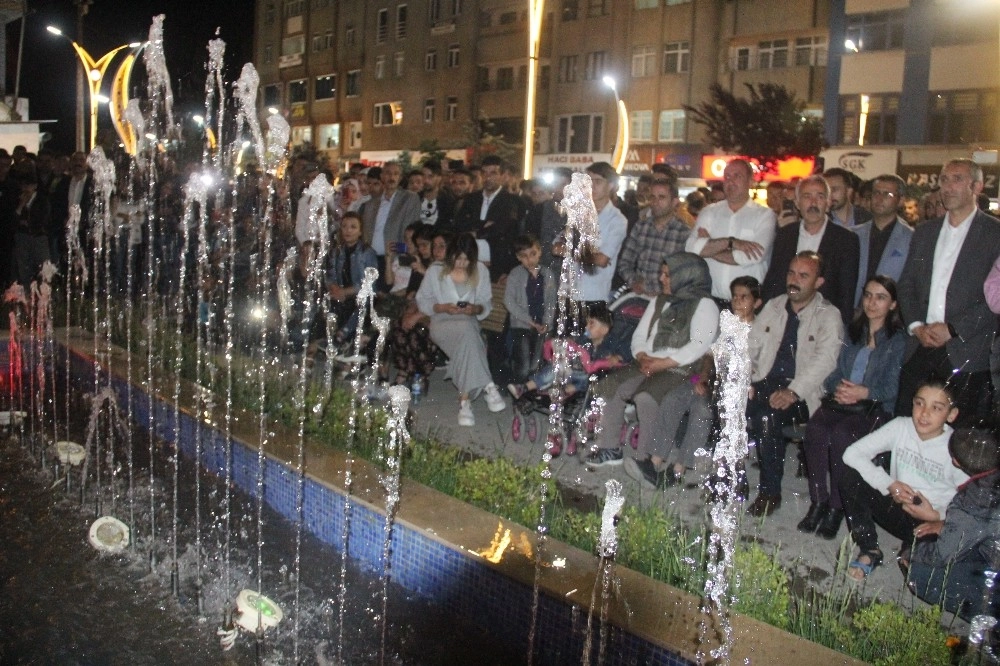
left=899, top=164, right=1000, bottom=198
left=701, top=155, right=815, bottom=181
left=819, top=149, right=898, bottom=179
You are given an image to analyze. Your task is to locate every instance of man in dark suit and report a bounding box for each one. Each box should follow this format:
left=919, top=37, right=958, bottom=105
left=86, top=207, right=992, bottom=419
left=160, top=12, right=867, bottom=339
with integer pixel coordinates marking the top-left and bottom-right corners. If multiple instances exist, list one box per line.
left=362, top=160, right=421, bottom=288
left=895, top=158, right=1000, bottom=424
left=762, top=174, right=860, bottom=325
left=451, top=155, right=523, bottom=281
left=824, top=167, right=873, bottom=228
left=851, top=173, right=913, bottom=307
left=49, top=151, right=92, bottom=273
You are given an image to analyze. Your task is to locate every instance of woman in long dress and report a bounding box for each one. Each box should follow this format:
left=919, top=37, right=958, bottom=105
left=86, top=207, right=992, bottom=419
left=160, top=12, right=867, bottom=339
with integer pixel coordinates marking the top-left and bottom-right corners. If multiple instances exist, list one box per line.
left=416, top=232, right=507, bottom=426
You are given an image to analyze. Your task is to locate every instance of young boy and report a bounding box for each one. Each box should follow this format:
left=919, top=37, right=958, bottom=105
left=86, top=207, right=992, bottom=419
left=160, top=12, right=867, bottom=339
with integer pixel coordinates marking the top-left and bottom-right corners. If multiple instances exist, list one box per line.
left=507, top=304, right=629, bottom=399
left=504, top=234, right=557, bottom=383
left=840, top=377, right=969, bottom=580
left=905, top=428, right=1000, bottom=620
left=625, top=277, right=762, bottom=490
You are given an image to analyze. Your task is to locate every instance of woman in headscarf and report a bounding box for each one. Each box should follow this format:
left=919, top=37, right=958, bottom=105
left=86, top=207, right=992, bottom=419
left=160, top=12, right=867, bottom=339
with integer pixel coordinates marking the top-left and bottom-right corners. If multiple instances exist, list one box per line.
left=585, top=252, right=719, bottom=470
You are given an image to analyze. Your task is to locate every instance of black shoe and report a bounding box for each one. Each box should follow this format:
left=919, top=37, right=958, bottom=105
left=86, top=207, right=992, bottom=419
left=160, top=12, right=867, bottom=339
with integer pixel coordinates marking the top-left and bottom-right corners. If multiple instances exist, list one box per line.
left=797, top=501, right=828, bottom=533
left=746, top=494, right=781, bottom=517
left=815, top=507, right=844, bottom=540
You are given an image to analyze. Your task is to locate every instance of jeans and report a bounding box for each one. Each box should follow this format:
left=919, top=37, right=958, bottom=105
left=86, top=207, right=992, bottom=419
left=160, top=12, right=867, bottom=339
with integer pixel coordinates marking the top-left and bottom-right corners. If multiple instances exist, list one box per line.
left=909, top=559, right=999, bottom=621
left=529, top=363, right=589, bottom=394
left=803, top=406, right=887, bottom=509
left=840, top=465, right=919, bottom=553
left=746, top=377, right=807, bottom=497
left=510, top=327, right=544, bottom=383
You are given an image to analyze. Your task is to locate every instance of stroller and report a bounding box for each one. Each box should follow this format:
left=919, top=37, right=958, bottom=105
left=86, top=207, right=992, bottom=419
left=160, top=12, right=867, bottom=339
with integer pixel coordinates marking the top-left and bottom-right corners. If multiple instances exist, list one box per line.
left=509, top=292, right=648, bottom=457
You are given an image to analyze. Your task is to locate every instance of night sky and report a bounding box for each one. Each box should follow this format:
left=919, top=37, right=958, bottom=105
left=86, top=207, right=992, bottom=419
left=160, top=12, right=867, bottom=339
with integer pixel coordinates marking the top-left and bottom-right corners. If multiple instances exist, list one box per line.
left=16, top=0, right=255, bottom=152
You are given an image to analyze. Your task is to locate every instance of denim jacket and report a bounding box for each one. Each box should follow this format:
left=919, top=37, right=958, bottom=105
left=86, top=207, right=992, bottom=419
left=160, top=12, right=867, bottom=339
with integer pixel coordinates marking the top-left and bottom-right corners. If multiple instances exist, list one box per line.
left=325, top=242, right=378, bottom=288
left=822, top=327, right=906, bottom=408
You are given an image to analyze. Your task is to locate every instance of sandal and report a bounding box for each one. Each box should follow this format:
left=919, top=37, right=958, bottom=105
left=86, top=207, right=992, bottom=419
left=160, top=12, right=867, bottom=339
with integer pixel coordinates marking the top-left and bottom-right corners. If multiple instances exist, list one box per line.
left=848, top=548, right=883, bottom=580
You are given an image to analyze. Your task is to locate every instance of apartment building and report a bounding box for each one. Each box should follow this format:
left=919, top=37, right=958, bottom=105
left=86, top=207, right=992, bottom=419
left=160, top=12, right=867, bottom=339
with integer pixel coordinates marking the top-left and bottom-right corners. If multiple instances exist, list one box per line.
left=253, top=0, right=837, bottom=176
left=824, top=0, right=1000, bottom=195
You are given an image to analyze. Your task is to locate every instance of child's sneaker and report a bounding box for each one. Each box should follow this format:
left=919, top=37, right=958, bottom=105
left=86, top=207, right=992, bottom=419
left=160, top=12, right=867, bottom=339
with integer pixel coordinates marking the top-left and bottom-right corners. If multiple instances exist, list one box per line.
left=507, top=383, right=527, bottom=400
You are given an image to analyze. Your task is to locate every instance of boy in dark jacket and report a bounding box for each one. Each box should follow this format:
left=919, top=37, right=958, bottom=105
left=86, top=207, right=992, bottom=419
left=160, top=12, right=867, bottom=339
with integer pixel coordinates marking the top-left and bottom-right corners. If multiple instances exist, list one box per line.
left=905, top=428, right=1000, bottom=620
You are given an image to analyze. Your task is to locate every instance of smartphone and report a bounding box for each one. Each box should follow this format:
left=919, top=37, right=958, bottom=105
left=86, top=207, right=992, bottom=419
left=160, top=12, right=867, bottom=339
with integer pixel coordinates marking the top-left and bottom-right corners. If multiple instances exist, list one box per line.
left=456, top=301, right=469, bottom=309
left=782, top=199, right=797, bottom=215
left=392, top=241, right=408, bottom=254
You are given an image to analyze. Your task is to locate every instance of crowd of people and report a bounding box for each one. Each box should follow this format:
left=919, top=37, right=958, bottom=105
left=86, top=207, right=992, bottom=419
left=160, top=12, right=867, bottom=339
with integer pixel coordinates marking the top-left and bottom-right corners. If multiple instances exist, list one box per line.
left=1, top=140, right=999, bottom=622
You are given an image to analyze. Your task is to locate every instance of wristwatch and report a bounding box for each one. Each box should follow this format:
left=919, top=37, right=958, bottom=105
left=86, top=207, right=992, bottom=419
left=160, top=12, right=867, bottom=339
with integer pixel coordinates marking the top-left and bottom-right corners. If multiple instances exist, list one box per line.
left=727, top=236, right=735, bottom=251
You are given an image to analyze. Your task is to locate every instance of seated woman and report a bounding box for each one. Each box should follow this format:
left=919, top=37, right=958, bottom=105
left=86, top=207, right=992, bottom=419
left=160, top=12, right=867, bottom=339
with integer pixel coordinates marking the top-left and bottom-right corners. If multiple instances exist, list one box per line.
left=324, top=211, right=377, bottom=350
left=585, top=252, right=719, bottom=470
left=387, top=225, right=441, bottom=388
left=416, top=232, right=507, bottom=426
left=798, top=276, right=906, bottom=540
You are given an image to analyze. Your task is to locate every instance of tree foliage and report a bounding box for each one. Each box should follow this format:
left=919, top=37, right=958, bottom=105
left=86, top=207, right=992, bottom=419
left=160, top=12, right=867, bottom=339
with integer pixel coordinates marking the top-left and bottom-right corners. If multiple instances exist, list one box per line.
left=685, top=82, right=826, bottom=179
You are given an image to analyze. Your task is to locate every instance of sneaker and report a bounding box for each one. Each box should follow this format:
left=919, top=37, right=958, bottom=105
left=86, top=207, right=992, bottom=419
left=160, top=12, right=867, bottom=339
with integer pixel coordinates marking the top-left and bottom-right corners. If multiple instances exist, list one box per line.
left=483, top=383, right=506, bottom=412
left=624, top=456, right=659, bottom=489
left=585, top=447, right=623, bottom=467
left=507, top=383, right=527, bottom=400
left=458, top=399, right=475, bottom=426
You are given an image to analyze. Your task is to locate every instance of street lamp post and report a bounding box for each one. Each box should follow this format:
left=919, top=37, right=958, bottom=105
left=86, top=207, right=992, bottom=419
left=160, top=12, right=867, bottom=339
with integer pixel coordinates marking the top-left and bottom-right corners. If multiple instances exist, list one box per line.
left=522, top=0, right=545, bottom=178
left=603, top=76, right=629, bottom=174
left=47, top=25, right=138, bottom=151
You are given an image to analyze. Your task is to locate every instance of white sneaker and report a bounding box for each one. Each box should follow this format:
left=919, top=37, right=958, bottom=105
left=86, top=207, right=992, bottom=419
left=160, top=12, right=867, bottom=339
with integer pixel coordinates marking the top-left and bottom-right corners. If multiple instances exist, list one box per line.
left=458, top=399, right=475, bottom=426
left=483, top=383, right=506, bottom=412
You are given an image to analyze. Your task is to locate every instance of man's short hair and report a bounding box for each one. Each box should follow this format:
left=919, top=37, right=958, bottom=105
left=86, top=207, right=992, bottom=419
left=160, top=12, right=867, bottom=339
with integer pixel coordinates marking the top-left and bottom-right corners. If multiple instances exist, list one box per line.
left=650, top=162, right=678, bottom=183
left=513, top=233, right=540, bottom=255
left=637, top=174, right=653, bottom=185
left=366, top=166, right=382, bottom=180
left=481, top=155, right=504, bottom=169
left=949, top=428, right=1000, bottom=475
left=791, top=250, right=823, bottom=276
left=422, top=161, right=442, bottom=176
left=944, top=158, right=984, bottom=185
left=795, top=174, right=831, bottom=200
left=650, top=179, right=678, bottom=200
left=873, top=173, right=906, bottom=195
left=586, top=161, right=618, bottom=187
left=553, top=166, right=573, bottom=182
left=822, top=167, right=858, bottom=191
left=730, top=275, right=762, bottom=301
left=726, top=159, right=754, bottom=181
left=450, top=166, right=472, bottom=179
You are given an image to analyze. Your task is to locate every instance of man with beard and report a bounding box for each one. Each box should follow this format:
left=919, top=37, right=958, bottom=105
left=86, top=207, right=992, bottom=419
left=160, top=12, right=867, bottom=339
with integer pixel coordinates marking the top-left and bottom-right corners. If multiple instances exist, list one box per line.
left=418, top=161, right=456, bottom=228
left=896, top=159, right=1000, bottom=424
left=763, top=175, right=860, bottom=325
left=746, top=251, right=843, bottom=516
left=824, top=167, right=873, bottom=228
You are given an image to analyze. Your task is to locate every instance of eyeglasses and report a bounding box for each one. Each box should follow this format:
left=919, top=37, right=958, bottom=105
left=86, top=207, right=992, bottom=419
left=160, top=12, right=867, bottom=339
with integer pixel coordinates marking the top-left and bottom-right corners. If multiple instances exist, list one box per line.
left=872, top=189, right=898, bottom=199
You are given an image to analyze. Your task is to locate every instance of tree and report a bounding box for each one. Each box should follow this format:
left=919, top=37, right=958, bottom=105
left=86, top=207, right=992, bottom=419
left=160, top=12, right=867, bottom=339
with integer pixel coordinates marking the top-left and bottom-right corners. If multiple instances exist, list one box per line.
left=685, top=82, right=826, bottom=179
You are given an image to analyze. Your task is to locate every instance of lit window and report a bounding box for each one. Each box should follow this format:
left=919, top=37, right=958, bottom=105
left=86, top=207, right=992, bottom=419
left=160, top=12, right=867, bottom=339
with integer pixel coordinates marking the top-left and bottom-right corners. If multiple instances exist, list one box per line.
left=315, top=74, right=336, bottom=100
left=556, top=113, right=603, bottom=152
left=373, top=101, right=403, bottom=127
left=663, top=41, right=689, bottom=74
left=631, top=45, right=656, bottom=78
left=794, top=36, right=827, bottom=66
left=658, top=109, right=685, bottom=142
left=630, top=110, right=652, bottom=142
left=758, top=39, right=788, bottom=69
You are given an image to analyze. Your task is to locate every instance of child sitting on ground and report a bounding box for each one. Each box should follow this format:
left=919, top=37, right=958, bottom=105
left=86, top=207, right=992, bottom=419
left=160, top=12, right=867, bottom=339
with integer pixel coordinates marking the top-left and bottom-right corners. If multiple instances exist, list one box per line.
left=503, top=234, right=557, bottom=383
left=903, top=428, right=1000, bottom=620
left=841, top=377, right=970, bottom=580
left=507, top=304, right=629, bottom=399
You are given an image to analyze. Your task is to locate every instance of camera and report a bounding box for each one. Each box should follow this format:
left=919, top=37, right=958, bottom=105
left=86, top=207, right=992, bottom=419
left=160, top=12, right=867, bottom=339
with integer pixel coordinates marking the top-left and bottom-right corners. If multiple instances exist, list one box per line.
left=456, top=301, right=469, bottom=309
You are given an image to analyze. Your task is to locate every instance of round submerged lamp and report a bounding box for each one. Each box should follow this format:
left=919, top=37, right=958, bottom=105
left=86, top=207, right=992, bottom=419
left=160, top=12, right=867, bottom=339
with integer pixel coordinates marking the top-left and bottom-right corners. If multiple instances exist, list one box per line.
left=234, top=589, right=283, bottom=632
left=88, top=516, right=130, bottom=553
left=55, top=440, right=87, bottom=466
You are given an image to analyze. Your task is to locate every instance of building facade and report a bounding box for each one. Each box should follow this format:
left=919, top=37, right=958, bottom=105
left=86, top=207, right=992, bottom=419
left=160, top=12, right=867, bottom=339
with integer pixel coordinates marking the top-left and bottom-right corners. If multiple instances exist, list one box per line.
left=253, top=0, right=999, bottom=188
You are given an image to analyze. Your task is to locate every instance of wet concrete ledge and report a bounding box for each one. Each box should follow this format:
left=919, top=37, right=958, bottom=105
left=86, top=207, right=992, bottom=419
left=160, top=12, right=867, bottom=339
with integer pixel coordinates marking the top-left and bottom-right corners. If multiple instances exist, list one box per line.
left=59, top=327, right=865, bottom=665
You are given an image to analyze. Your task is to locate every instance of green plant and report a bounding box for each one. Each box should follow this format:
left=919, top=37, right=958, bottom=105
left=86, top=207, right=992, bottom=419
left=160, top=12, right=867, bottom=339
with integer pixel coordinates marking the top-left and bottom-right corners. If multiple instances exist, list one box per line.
left=454, top=456, right=544, bottom=529
left=848, top=603, right=951, bottom=666
left=731, top=544, right=791, bottom=630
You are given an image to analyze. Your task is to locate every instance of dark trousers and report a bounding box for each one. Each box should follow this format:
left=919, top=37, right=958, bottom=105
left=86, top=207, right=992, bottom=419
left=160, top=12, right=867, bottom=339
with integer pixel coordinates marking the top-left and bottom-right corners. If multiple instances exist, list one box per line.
left=803, top=406, right=888, bottom=509
left=840, top=465, right=919, bottom=553
left=510, top=327, right=543, bottom=383
left=909, top=559, right=998, bottom=621
left=746, top=377, right=807, bottom=497
left=896, top=346, right=993, bottom=426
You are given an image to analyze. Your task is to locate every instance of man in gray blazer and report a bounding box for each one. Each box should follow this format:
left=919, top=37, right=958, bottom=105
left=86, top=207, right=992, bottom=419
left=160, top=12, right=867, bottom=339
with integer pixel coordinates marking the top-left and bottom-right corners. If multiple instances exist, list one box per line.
left=362, top=160, right=421, bottom=288
left=852, top=174, right=913, bottom=307
left=896, top=159, right=1000, bottom=425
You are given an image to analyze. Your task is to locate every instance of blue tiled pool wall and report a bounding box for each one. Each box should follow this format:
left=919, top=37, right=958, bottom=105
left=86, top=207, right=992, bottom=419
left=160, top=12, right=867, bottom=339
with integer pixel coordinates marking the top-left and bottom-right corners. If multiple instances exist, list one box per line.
left=64, top=346, right=692, bottom=666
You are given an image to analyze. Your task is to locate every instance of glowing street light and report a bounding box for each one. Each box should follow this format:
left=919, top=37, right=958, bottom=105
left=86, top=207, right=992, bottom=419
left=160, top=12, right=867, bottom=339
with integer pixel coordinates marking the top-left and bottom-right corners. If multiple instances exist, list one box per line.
left=522, top=0, right=545, bottom=177
left=603, top=76, right=629, bottom=175
left=47, top=25, right=140, bottom=151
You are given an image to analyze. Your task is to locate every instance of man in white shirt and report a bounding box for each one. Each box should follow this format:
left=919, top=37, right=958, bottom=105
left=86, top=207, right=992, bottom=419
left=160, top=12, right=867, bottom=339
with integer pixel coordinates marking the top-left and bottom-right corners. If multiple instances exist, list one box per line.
left=685, top=159, right=775, bottom=303
left=895, top=158, right=1000, bottom=424
left=571, top=162, right=627, bottom=305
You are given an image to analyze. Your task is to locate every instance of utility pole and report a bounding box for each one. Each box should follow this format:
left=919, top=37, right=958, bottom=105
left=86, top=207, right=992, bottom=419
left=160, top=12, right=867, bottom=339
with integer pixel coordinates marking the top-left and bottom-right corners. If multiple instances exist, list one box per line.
left=74, top=0, right=92, bottom=153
